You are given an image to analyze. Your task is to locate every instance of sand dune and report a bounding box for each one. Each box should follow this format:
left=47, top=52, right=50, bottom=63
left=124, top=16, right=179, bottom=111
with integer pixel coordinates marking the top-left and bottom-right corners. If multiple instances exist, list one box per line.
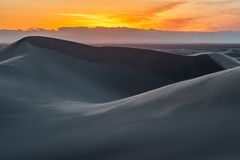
left=0, top=36, right=240, bottom=160
left=0, top=36, right=233, bottom=102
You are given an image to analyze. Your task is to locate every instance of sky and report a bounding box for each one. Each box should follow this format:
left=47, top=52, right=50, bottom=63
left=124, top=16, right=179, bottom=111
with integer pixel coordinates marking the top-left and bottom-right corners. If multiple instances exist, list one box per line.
left=1, top=0, right=240, bottom=31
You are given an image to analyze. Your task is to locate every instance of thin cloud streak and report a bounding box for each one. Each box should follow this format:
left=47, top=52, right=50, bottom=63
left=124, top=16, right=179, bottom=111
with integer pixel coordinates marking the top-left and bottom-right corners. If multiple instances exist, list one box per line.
left=1, top=0, right=240, bottom=31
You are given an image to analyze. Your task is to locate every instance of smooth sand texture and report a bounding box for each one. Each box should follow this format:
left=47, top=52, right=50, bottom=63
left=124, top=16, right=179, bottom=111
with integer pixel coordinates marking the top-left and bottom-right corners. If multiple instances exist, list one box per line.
left=0, top=36, right=240, bottom=160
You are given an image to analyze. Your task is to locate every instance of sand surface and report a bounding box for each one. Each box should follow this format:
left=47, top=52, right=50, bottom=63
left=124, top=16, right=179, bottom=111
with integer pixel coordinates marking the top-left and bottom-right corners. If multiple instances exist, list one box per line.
left=0, top=36, right=240, bottom=160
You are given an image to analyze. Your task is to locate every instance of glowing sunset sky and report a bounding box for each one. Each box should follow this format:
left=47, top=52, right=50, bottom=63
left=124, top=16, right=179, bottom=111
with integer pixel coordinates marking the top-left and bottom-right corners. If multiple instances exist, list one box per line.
left=1, top=0, right=240, bottom=31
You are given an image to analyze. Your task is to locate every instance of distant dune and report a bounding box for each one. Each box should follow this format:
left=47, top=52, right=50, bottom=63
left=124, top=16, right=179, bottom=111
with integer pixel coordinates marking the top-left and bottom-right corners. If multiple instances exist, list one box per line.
left=1, top=36, right=240, bottom=160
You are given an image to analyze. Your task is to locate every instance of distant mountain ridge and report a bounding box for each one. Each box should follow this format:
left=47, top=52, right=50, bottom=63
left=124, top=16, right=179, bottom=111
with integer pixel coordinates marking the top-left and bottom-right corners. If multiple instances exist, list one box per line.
left=1, top=27, right=240, bottom=44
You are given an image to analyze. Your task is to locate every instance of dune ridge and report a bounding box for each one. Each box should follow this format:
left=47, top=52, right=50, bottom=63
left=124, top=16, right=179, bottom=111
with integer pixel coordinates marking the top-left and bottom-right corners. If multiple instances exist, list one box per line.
left=0, top=36, right=232, bottom=102
left=1, top=36, right=240, bottom=160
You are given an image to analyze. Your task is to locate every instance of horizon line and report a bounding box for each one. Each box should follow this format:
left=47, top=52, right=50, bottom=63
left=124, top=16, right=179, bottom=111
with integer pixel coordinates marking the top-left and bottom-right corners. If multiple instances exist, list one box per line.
left=1, top=26, right=240, bottom=33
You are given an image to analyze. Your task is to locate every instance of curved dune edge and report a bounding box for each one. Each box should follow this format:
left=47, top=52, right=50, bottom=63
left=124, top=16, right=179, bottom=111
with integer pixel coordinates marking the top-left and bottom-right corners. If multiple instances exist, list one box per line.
left=1, top=36, right=240, bottom=160
left=0, top=36, right=230, bottom=102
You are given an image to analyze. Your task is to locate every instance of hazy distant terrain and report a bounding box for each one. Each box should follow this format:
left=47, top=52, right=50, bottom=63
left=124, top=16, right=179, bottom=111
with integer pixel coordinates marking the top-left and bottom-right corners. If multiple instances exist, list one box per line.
left=1, top=36, right=240, bottom=160
left=99, top=43, right=240, bottom=55
left=1, top=27, right=240, bottom=44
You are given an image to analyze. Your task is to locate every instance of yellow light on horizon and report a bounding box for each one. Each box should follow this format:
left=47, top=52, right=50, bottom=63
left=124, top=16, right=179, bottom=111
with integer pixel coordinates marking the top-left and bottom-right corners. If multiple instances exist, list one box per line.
left=0, top=0, right=240, bottom=31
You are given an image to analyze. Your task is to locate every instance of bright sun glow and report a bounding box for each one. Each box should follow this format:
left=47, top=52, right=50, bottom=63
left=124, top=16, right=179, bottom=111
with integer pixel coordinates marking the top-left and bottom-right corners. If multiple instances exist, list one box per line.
left=1, top=0, right=240, bottom=31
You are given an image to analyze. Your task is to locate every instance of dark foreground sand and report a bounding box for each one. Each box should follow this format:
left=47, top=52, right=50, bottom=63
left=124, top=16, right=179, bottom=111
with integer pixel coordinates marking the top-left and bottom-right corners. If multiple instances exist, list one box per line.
left=0, top=36, right=240, bottom=160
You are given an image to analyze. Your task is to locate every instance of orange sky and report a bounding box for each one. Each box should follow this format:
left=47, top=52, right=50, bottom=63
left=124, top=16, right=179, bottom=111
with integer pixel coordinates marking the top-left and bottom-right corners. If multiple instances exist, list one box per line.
left=1, top=0, right=240, bottom=31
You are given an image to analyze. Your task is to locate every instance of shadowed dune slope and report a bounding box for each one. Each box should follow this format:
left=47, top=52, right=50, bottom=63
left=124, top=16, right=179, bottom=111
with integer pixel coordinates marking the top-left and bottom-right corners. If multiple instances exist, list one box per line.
left=17, top=36, right=224, bottom=81
left=1, top=36, right=240, bottom=160
left=0, top=36, right=231, bottom=102
left=1, top=65, right=240, bottom=159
